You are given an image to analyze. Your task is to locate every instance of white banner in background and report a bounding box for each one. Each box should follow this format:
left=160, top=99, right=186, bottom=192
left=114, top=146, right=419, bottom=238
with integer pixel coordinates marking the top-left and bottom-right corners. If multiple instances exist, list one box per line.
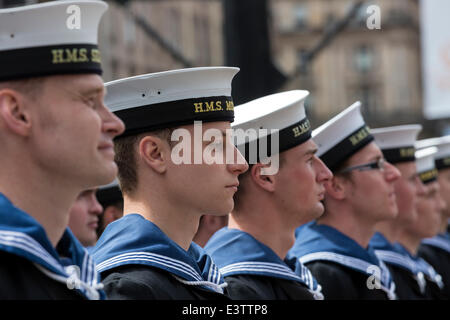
left=420, top=0, right=450, bottom=119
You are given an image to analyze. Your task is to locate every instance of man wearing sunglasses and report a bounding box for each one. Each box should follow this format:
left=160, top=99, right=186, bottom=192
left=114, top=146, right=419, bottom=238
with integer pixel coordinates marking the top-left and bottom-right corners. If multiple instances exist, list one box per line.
left=288, top=102, right=400, bottom=300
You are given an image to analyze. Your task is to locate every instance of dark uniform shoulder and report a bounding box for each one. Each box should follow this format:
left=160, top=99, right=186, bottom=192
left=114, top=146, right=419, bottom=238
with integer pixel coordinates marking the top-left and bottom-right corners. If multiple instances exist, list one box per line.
left=224, top=274, right=314, bottom=300
left=101, top=265, right=228, bottom=300
left=417, top=245, right=449, bottom=299
left=0, top=251, right=84, bottom=300
left=101, top=266, right=161, bottom=299
left=224, top=275, right=263, bottom=299
left=418, top=243, right=450, bottom=277
left=386, top=264, right=424, bottom=299
left=306, top=261, right=387, bottom=300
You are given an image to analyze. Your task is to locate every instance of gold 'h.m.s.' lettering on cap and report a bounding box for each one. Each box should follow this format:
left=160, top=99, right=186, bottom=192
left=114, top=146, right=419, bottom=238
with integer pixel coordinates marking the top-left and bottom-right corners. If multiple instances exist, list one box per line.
left=292, top=119, right=311, bottom=138
left=349, top=126, right=370, bottom=146
left=399, top=147, right=415, bottom=158
left=51, top=48, right=100, bottom=64
left=91, top=49, right=101, bottom=63
left=443, top=157, right=450, bottom=166
left=194, top=100, right=231, bottom=113
left=419, top=168, right=438, bottom=182
left=225, top=100, right=234, bottom=111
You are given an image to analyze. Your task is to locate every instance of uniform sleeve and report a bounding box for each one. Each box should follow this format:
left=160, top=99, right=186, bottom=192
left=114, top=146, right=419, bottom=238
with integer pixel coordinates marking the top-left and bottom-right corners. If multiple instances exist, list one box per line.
left=225, top=275, right=271, bottom=300
left=102, top=272, right=157, bottom=300
left=417, top=245, right=440, bottom=270
left=306, top=261, right=359, bottom=300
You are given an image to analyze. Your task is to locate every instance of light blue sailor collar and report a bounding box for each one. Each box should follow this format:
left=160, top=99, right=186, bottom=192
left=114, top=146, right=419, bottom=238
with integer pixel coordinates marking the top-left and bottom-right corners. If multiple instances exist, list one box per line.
left=287, top=222, right=397, bottom=300
left=421, top=233, right=450, bottom=254
left=204, top=227, right=323, bottom=299
left=369, top=232, right=419, bottom=273
left=91, top=214, right=225, bottom=294
left=393, top=242, right=444, bottom=291
left=0, top=193, right=104, bottom=300
left=369, top=232, right=428, bottom=293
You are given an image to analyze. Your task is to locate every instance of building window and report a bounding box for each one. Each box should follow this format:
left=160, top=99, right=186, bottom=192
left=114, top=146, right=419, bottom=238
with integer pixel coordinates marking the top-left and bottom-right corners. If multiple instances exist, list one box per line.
left=194, top=15, right=210, bottom=65
left=111, top=59, right=119, bottom=79
left=293, top=4, right=308, bottom=30
left=123, top=15, right=136, bottom=46
left=355, top=85, right=377, bottom=115
left=354, top=45, right=374, bottom=73
left=297, top=48, right=311, bottom=74
left=167, top=8, right=181, bottom=51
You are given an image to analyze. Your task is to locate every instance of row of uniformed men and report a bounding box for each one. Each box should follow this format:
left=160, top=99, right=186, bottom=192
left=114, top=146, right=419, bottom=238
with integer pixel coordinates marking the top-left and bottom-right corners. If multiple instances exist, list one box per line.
left=0, top=0, right=448, bottom=300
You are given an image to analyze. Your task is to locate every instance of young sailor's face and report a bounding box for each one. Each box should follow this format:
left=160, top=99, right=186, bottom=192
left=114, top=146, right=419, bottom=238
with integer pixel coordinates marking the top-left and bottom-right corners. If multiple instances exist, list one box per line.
left=410, top=181, right=443, bottom=238
left=342, top=142, right=401, bottom=222
left=29, top=74, right=125, bottom=189
left=438, top=168, right=450, bottom=219
left=166, top=121, right=248, bottom=215
left=274, top=139, right=332, bottom=226
left=392, top=162, right=424, bottom=225
left=68, top=189, right=103, bottom=247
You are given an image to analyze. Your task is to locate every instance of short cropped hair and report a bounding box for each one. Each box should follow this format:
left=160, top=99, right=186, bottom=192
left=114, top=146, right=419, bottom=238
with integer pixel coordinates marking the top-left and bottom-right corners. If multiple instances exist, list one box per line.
left=232, top=153, right=287, bottom=212
left=114, top=128, right=174, bottom=196
left=0, top=77, right=46, bottom=99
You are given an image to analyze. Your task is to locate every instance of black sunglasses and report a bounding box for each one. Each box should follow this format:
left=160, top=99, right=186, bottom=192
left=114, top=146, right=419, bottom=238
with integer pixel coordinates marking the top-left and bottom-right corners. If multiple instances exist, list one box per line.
left=337, top=158, right=386, bottom=174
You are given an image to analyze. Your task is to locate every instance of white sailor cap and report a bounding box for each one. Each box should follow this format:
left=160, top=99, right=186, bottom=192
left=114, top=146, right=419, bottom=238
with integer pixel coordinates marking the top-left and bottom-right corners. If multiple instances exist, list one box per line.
left=415, top=147, right=438, bottom=184
left=312, top=101, right=373, bottom=171
left=416, top=136, right=450, bottom=171
left=231, top=90, right=311, bottom=162
left=105, top=67, right=239, bottom=138
left=370, top=125, right=422, bottom=164
left=0, top=0, right=107, bottom=81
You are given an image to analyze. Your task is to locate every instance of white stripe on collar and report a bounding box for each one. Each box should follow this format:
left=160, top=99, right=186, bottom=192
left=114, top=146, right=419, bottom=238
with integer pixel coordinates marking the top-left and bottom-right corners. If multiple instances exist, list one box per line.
left=0, top=230, right=100, bottom=299
left=220, top=261, right=303, bottom=282
left=219, top=261, right=324, bottom=300
left=96, top=251, right=225, bottom=293
left=375, top=249, right=429, bottom=294
left=82, top=250, right=99, bottom=287
left=34, top=263, right=103, bottom=300
left=0, top=230, right=64, bottom=272
left=375, top=249, right=444, bottom=289
left=422, top=237, right=450, bottom=254
left=300, top=251, right=376, bottom=272
left=374, top=250, right=417, bottom=271
left=207, top=263, right=220, bottom=284
left=96, top=251, right=216, bottom=284
left=299, top=251, right=396, bottom=300
left=171, top=274, right=225, bottom=294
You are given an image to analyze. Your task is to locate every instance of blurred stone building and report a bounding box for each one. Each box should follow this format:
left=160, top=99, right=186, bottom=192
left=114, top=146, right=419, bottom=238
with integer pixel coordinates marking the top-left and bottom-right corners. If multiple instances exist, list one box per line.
left=0, top=0, right=224, bottom=83
left=98, top=0, right=224, bottom=82
left=270, top=0, right=423, bottom=130
left=2, top=0, right=437, bottom=134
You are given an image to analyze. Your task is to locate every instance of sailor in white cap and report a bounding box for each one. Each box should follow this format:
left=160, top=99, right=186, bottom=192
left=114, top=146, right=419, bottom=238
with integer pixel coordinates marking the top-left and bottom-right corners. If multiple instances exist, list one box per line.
left=416, top=137, right=450, bottom=298
left=368, top=125, right=430, bottom=299
left=204, top=90, right=331, bottom=300
left=416, top=136, right=450, bottom=235
left=91, top=67, right=248, bottom=299
left=0, top=1, right=124, bottom=299
left=95, top=179, right=123, bottom=238
left=68, top=188, right=103, bottom=248
left=394, top=147, right=447, bottom=299
left=288, top=102, right=400, bottom=300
